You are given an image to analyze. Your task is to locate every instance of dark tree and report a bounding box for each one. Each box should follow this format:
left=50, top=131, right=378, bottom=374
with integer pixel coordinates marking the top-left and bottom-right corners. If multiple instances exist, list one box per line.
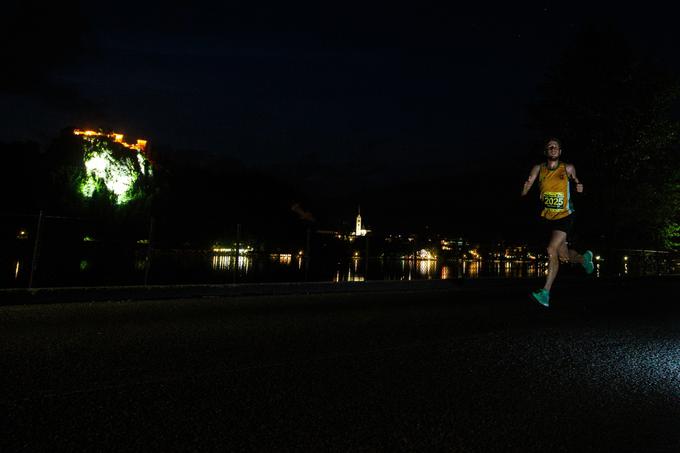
left=528, top=23, right=680, bottom=251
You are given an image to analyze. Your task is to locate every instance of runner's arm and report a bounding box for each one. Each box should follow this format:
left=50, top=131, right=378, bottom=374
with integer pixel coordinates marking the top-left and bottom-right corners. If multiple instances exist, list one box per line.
left=522, top=165, right=541, bottom=196
left=566, top=164, right=583, bottom=193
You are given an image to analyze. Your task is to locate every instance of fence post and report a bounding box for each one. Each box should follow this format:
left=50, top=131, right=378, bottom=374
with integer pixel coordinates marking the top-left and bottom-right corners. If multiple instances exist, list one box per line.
left=144, top=216, right=155, bottom=286
left=233, top=223, right=241, bottom=284
left=304, top=226, right=311, bottom=282
left=364, top=235, right=369, bottom=280
left=28, top=210, right=43, bottom=289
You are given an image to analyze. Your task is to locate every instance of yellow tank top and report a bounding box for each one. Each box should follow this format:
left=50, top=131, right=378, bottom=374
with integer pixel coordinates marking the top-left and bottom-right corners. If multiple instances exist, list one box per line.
left=539, top=162, right=574, bottom=220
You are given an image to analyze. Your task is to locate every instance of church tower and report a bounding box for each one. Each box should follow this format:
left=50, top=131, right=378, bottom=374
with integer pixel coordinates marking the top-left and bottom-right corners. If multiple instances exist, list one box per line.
left=355, top=206, right=367, bottom=237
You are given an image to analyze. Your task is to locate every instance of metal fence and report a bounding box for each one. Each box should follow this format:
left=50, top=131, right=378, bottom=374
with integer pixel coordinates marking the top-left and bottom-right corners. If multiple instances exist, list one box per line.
left=2, top=211, right=678, bottom=289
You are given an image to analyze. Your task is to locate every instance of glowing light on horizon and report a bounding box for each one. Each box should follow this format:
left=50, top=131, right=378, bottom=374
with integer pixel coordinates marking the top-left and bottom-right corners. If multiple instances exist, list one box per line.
left=212, top=246, right=253, bottom=254
left=74, top=129, right=148, bottom=152
left=417, top=249, right=437, bottom=260
left=269, top=253, right=293, bottom=265
left=467, top=249, right=481, bottom=260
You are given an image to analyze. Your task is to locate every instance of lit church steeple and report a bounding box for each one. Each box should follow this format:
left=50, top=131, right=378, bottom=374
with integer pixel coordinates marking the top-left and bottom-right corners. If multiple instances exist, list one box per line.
left=355, top=206, right=367, bottom=237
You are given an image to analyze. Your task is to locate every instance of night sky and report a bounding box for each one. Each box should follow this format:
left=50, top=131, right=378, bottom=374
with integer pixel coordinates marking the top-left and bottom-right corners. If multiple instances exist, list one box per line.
left=4, top=2, right=678, bottom=160
left=3, top=2, right=680, bottom=236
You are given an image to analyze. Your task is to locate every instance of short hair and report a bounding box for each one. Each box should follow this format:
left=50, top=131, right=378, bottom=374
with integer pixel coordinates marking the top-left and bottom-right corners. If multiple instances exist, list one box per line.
left=544, top=137, right=562, bottom=150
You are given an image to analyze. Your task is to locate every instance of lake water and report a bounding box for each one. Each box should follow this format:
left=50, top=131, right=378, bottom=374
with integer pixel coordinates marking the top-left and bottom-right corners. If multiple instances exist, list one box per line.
left=3, top=248, right=674, bottom=288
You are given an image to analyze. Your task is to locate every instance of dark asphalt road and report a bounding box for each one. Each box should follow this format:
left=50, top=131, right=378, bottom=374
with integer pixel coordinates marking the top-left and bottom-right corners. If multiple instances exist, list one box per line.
left=2, top=277, right=680, bottom=452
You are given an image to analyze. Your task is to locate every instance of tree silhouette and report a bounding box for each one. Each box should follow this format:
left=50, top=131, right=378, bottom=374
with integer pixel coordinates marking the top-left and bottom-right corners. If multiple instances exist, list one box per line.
left=529, top=23, right=680, bottom=250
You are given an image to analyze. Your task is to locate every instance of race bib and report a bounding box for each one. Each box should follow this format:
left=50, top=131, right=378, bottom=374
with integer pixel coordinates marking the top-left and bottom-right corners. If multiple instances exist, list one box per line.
left=543, top=191, right=565, bottom=210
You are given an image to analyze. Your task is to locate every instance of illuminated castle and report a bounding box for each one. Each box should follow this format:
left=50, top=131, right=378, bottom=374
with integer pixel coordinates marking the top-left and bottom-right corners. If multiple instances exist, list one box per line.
left=74, top=129, right=148, bottom=152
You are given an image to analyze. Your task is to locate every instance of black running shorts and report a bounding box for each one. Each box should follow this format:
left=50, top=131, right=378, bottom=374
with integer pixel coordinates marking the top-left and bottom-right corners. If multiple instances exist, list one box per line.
left=542, top=214, right=574, bottom=238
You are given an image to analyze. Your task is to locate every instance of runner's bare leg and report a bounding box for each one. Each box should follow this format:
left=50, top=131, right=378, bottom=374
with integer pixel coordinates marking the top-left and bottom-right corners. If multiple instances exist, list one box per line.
left=545, top=230, right=567, bottom=292
left=558, top=241, right=584, bottom=265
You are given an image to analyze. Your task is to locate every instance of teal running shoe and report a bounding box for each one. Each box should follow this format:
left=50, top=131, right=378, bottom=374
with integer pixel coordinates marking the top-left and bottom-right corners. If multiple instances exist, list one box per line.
left=582, top=250, right=594, bottom=275
left=531, top=289, right=550, bottom=307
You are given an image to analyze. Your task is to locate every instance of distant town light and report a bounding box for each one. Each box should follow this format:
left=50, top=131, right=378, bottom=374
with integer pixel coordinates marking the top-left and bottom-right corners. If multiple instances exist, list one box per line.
left=417, top=249, right=437, bottom=260
left=212, top=246, right=253, bottom=254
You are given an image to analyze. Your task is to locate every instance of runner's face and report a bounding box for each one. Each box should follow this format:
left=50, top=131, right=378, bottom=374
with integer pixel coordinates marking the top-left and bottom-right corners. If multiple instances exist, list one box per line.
left=545, top=141, right=561, bottom=160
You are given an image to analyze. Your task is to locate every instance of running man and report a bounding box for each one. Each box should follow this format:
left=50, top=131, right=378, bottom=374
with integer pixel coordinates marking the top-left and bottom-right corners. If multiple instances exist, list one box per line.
left=521, top=138, right=594, bottom=307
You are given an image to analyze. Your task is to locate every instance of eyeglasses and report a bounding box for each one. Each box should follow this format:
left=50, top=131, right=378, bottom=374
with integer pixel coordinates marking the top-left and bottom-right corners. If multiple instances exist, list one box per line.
left=546, top=145, right=559, bottom=149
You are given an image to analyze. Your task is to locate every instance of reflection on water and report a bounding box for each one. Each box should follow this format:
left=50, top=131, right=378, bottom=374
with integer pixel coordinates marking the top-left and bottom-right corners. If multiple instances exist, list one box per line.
left=418, top=259, right=436, bottom=279
left=12, top=254, right=552, bottom=284
left=347, top=257, right=365, bottom=282
left=464, top=260, right=480, bottom=278
left=211, top=255, right=252, bottom=273
left=334, top=260, right=365, bottom=282
left=329, top=259, right=548, bottom=282
left=5, top=249, right=670, bottom=288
